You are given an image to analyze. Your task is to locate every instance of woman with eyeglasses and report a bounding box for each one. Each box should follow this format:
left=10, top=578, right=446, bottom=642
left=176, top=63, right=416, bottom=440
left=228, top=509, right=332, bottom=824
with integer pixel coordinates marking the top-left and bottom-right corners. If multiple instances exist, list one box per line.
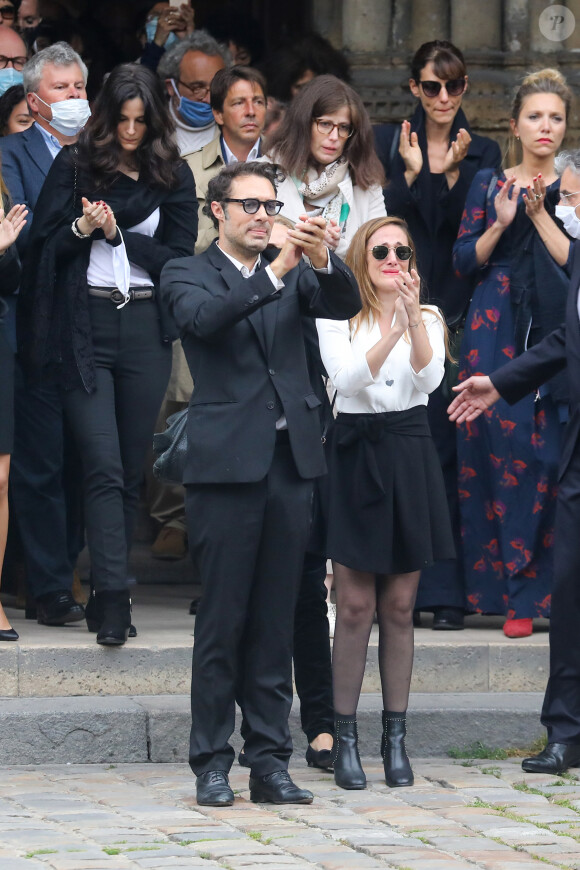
left=18, top=63, right=198, bottom=645
left=374, top=41, right=501, bottom=632
left=452, top=69, right=571, bottom=638
left=265, top=74, right=386, bottom=261
left=316, top=216, right=454, bottom=789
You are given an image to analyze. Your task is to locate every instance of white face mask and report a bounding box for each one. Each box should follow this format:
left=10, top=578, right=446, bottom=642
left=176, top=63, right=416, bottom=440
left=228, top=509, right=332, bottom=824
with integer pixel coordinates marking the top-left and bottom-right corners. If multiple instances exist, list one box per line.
left=35, top=94, right=91, bottom=137
left=555, top=203, right=580, bottom=239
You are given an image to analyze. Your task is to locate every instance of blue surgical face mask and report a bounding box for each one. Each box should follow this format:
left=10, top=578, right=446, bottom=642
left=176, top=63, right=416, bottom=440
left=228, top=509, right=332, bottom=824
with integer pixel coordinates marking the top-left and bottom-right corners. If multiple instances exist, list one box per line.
left=171, top=79, right=214, bottom=128
left=145, top=17, right=178, bottom=48
left=0, top=67, right=23, bottom=97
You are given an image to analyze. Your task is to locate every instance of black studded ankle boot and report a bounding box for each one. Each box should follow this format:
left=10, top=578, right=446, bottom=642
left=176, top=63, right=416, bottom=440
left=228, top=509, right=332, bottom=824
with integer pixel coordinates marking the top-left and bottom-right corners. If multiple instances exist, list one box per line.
left=96, top=590, right=132, bottom=646
left=86, top=585, right=137, bottom=639
left=332, top=713, right=366, bottom=790
left=382, top=710, right=414, bottom=787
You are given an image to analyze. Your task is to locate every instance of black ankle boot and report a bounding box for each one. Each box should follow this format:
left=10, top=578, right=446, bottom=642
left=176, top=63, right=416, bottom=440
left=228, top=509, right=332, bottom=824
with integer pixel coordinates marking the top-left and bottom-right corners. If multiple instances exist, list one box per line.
left=382, top=710, right=414, bottom=787
left=96, top=590, right=132, bottom=646
left=86, top=586, right=137, bottom=638
left=332, top=714, right=366, bottom=790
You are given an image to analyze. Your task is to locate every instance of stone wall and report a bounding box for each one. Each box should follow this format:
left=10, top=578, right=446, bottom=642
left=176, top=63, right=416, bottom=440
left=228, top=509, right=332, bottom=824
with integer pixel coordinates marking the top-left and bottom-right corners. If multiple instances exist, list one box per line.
left=312, top=0, right=580, bottom=152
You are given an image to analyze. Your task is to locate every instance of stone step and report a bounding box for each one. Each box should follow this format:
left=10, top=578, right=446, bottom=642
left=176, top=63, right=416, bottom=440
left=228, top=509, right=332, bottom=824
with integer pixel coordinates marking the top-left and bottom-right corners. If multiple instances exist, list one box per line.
left=0, top=692, right=544, bottom=765
left=0, top=585, right=551, bottom=697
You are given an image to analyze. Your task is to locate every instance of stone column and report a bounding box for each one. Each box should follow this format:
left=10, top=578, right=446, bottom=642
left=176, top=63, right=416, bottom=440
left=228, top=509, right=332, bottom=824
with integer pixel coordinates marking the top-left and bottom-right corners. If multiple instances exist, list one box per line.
left=342, top=0, right=391, bottom=53
left=451, top=0, right=502, bottom=50
left=529, top=0, right=566, bottom=52
left=311, top=0, right=343, bottom=47
left=410, top=0, right=450, bottom=48
left=503, top=0, right=529, bottom=52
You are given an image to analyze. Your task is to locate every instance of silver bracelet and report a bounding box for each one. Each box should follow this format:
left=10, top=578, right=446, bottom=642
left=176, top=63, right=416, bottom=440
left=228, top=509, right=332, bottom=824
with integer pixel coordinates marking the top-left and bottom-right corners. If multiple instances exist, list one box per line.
left=408, top=321, right=421, bottom=329
left=71, top=218, right=90, bottom=239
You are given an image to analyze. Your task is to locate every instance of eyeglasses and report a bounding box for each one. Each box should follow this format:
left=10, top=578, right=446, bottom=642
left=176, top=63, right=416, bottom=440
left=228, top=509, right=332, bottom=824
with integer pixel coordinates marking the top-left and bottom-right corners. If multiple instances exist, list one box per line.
left=561, top=190, right=580, bottom=200
left=0, top=55, right=27, bottom=71
left=369, top=244, right=413, bottom=261
left=178, top=79, right=211, bottom=101
left=419, top=77, right=466, bottom=98
left=223, top=198, right=283, bottom=216
left=313, top=118, right=354, bottom=139
left=0, top=6, right=15, bottom=20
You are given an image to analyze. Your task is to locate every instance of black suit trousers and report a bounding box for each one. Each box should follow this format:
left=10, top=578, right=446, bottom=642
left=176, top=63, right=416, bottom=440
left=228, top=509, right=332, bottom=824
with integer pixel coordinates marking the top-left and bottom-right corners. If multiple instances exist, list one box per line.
left=186, top=441, right=313, bottom=778
left=542, top=445, right=580, bottom=742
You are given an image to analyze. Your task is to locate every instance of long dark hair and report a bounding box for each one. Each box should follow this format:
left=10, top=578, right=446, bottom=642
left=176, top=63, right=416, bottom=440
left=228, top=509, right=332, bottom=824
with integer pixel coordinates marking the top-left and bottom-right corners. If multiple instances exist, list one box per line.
left=77, top=63, right=182, bottom=189
left=266, top=74, right=384, bottom=190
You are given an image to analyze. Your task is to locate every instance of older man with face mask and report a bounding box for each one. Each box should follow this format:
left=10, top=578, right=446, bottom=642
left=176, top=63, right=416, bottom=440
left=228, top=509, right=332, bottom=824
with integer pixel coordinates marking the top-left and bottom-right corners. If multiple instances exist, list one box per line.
left=158, top=30, right=228, bottom=156
left=0, top=26, right=27, bottom=96
left=0, top=42, right=90, bottom=630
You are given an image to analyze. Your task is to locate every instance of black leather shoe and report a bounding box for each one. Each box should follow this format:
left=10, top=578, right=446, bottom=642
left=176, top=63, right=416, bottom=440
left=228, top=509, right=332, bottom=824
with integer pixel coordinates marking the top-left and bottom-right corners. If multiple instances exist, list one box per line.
left=249, top=770, right=313, bottom=804
left=238, top=748, right=250, bottom=768
left=96, top=590, right=132, bottom=646
left=85, top=587, right=137, bottom=638
left=382, top=711, right=414, bottom=787
left=522, top=743, right=580, bottom=774
left=0, top=627, right=19, bottom=641
left=306, top=744, right=333, bottom=770
left=332, top=714, right=366, bottom=789
left=432, top=607, right=464, bottom=630
left=196, top=771, right=234, bottom=806
left=36, top=591, right=85, bottom=626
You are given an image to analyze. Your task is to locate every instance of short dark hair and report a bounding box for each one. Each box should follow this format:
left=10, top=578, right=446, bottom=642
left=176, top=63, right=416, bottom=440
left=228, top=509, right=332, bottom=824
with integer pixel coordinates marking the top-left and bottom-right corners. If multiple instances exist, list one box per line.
left=0, top=84, right=27, bottom=136
left=210, top=65, right=267, bottom=113
left=203, top=161, right=285, bottom=229
left=410, top=40, right=466, bottom=84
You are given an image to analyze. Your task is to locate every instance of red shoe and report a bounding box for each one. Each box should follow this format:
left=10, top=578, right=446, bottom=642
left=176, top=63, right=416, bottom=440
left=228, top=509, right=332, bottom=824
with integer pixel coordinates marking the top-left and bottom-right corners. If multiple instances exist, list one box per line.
left=503, top=617, right=533, bottom=638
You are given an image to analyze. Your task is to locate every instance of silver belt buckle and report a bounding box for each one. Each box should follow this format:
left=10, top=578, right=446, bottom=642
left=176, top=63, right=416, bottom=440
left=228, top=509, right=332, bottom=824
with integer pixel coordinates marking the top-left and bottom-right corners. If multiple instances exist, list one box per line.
left=110, top=289, right=126, bottom=305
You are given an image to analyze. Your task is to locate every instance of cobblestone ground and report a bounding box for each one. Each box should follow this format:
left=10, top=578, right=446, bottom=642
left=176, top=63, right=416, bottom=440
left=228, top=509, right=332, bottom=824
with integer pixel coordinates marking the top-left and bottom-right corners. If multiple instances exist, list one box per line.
left=1, top=758, right=580, bottom=869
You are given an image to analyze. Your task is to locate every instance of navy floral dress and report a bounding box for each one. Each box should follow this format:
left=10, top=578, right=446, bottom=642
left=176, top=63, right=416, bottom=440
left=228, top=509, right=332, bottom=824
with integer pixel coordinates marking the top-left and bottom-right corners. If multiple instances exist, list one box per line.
left=453, top=168, right=567, bottom=619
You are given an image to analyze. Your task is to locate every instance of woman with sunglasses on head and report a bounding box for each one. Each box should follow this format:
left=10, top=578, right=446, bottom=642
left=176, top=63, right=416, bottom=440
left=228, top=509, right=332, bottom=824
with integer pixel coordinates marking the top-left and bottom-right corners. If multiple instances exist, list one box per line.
left=453, top=69, right=571, bottom=638
left=265, top=74, right=386, bottom=261
left=374, top=41, right=501, bottom=632
left=18, top=63, right=198, bottom=645
left=316, top=216, right=454, bottom=789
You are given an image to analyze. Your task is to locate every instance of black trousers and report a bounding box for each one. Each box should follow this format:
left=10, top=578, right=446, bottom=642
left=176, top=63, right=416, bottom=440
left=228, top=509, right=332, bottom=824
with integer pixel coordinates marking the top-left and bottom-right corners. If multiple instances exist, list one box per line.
left=9, top=361, right=83, bottom=599
left=541, top=446, right=580, bottom=743
left=62, top=297, right=171, bottom=592
left=187, top=441, right=313, bottom=778
left=293, top=551, right=334, bottom=742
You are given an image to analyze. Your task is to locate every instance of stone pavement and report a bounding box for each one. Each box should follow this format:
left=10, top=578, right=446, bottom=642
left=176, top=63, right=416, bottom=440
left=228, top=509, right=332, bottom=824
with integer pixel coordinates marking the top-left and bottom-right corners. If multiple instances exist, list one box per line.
left=2, top=758, right=580, bottom=870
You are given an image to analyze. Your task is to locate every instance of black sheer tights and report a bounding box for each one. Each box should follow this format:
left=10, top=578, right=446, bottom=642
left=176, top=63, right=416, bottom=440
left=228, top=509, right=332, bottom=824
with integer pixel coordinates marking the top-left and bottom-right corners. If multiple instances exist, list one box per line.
left=331, top=562, right=421, bottom=716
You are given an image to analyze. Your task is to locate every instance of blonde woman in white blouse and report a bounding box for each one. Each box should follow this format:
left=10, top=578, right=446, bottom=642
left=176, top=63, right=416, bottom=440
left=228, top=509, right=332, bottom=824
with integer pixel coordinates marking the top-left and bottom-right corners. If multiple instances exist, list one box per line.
left=316, top=216, right=454, bottom=791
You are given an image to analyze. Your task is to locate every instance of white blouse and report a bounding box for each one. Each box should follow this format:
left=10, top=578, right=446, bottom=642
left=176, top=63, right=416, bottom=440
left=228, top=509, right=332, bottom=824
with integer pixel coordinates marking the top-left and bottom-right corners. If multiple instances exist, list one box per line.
left=316, top=305, right=446, bottom=414
left=87, top=208, right=160, bottom=291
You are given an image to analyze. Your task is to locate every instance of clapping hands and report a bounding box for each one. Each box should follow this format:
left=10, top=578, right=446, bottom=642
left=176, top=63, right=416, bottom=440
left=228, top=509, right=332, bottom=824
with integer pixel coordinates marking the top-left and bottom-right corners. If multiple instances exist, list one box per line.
left=0, top=203, right=27, bottom=254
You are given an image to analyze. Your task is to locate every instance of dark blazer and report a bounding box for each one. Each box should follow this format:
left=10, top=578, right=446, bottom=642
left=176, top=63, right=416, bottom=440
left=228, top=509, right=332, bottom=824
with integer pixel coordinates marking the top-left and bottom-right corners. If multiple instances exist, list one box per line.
left=0, top=123, right=53, bottom=252
left=160, top=241, right=361, bottom=484
left=374, top=106, right=501, bottom=325
left=491, top=240, right=580, bottom=482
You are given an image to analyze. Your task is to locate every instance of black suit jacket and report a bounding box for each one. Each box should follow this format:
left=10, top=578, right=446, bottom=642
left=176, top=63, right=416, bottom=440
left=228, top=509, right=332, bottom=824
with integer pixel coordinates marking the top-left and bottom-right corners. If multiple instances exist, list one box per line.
left=160, top=242, right=361, bottom=484
left=491, top=240, right=580, bottom=481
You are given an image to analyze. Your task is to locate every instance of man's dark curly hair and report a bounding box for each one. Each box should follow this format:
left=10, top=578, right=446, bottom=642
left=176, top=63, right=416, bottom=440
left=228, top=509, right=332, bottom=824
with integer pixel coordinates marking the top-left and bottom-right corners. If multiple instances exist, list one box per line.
left=203, top=161, right=285, bottom=229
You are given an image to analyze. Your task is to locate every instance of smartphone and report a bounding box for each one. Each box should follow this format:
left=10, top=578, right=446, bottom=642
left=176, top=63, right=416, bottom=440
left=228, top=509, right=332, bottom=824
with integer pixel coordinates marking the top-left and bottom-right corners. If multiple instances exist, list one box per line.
left=169, top=0, right=181, bottom=6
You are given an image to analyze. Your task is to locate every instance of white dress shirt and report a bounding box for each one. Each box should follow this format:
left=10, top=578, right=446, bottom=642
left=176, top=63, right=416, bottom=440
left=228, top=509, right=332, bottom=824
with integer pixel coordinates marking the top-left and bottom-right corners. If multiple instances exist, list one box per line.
left=316, top=305, right=445, bottom=413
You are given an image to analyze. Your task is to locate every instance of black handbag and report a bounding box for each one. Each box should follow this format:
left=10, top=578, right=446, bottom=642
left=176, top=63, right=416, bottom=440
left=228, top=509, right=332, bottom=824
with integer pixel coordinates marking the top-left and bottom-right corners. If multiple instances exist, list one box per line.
left=152, top=408, right=188, bottom=484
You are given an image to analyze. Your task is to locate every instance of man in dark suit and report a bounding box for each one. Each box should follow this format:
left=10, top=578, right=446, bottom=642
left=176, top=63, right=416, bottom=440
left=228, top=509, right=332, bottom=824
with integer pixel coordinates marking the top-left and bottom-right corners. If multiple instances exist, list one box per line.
left=0, top=42, right=90, bottom=625
left=161, top=161, right=360, bottom=806
left=447, top=152, right=580, bottom=775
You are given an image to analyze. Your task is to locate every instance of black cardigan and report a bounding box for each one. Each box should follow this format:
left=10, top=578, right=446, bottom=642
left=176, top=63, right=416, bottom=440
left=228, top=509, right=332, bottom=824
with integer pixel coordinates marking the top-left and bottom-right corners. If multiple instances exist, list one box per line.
left=18, top=146, right=198, bottom=392
left=374, top=105, right=501, bottom=326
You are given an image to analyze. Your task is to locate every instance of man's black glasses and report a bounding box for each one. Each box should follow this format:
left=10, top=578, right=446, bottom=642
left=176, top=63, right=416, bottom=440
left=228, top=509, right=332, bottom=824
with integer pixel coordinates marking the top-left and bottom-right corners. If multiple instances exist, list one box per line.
left=0, top=55, right=26, bottom=70
left=370, top=245, right=413, bottom=261
left=223, top=198, right=283, bottom=216
left=419, top=77, right=466, bottom=98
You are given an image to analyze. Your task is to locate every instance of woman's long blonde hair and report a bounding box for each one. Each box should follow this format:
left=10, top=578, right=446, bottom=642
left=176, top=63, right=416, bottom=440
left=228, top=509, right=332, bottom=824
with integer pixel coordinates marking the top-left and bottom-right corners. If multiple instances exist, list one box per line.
left=344, top=216, right=453, bottom=360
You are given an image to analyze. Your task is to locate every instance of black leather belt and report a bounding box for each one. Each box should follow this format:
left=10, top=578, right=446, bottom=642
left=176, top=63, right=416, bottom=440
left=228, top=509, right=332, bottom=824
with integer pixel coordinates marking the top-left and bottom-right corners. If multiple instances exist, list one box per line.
left=88, top=286, right=154, bottom=304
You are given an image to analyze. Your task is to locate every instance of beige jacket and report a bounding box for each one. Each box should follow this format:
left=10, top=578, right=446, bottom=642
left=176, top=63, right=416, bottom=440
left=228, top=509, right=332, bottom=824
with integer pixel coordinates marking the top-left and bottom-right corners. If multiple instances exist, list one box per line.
left=184, top=134, right=224, bottom=255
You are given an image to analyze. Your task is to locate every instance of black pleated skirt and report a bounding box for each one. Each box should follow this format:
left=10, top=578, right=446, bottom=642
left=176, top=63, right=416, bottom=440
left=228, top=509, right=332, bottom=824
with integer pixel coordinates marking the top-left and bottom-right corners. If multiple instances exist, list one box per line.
left=0, top=324, right=14, bottom=454
left=325, top=405, right=455, bottom=574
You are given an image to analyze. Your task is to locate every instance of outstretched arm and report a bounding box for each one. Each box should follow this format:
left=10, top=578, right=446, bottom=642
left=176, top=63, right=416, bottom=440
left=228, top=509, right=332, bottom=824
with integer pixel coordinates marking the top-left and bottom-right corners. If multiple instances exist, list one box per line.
left=447, top=376, right=501, bottom=423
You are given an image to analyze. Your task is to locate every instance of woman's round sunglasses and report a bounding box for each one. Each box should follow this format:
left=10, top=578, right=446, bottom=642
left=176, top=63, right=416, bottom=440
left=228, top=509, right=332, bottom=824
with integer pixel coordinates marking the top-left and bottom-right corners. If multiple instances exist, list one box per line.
left=419, top=77, right=466, bottom=98
left=370, top=244, right=413, bottom=261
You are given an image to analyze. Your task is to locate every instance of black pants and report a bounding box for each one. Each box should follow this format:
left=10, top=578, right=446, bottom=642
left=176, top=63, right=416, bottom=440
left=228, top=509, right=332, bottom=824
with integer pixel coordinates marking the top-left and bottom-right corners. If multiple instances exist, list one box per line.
left=62, top=297, right=171, bottom=592
left=542, top=446, right=580, bottom=743
left=293, top=551, right=334, bottom=742
left=187, top=441, right=313, bottom=778
left=9, top=361, right=83, bottom=599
